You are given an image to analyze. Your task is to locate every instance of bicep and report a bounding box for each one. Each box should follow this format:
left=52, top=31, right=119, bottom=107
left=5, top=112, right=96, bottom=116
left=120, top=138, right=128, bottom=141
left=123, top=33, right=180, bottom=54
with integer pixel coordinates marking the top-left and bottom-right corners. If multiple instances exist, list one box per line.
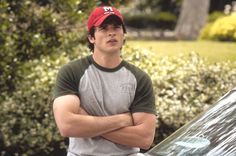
left=53, top=95, right=81, bottom=126
left=53, top=94, right=80, bottom=111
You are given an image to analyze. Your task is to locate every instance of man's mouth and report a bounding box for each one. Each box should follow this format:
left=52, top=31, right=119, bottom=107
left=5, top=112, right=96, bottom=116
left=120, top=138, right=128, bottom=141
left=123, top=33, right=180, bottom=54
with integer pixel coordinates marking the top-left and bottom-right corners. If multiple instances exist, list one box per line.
left=107, top=39, right=118, bottom=43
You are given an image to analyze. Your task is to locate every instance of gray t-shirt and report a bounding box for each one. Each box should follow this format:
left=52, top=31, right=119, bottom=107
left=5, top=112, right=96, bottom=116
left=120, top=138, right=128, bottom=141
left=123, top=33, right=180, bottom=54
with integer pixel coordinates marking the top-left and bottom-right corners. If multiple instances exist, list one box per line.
left=53, top=55, right=156, bottom=156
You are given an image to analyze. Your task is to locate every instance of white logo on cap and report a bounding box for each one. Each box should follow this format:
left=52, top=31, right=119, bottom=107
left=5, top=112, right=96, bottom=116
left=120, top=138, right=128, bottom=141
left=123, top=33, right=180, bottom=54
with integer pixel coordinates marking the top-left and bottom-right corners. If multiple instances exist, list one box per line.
left=103, top=6, right=114, bottom=14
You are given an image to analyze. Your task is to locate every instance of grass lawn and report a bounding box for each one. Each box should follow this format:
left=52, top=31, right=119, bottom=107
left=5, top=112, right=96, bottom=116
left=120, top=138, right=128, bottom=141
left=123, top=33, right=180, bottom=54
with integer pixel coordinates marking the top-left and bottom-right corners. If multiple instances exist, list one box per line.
left=127, top=40, right=236, bottom=64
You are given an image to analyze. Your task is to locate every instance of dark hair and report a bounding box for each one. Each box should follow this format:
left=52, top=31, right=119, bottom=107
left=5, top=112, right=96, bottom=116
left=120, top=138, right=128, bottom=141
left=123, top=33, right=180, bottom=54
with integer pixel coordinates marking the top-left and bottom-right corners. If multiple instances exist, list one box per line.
left=87, top=15, right=126, bottom=52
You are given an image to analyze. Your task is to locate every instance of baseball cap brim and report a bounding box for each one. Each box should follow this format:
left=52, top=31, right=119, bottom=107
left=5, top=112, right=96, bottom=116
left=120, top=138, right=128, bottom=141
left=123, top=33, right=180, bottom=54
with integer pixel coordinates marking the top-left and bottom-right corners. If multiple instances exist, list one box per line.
left=94, top=14, right=123, bottom=27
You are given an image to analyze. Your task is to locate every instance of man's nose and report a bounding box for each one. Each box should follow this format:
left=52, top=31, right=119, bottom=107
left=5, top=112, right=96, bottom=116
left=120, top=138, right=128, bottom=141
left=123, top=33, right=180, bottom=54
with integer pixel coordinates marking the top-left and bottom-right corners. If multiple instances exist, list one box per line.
left=108, top=31, right=115, bottom=36
left=108, top=27, right=116, bottom=36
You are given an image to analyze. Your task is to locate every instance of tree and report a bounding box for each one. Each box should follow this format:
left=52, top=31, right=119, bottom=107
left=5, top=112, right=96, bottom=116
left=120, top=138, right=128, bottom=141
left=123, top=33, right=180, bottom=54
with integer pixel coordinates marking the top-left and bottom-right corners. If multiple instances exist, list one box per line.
left=174, top=0, right=210, bottom=40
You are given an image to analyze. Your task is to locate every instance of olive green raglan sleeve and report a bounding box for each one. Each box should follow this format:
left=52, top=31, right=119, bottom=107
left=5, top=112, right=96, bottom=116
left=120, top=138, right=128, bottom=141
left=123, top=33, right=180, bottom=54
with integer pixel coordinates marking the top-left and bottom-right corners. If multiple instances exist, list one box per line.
left=130, top=71, right=156, bottom=115
left=52, top=63, right=79, bottom=100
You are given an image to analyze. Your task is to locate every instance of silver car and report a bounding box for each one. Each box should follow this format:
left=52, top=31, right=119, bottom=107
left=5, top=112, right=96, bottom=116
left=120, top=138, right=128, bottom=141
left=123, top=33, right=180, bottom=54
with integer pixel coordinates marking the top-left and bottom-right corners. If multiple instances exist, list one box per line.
left=145, top=88, right=236, bottom=156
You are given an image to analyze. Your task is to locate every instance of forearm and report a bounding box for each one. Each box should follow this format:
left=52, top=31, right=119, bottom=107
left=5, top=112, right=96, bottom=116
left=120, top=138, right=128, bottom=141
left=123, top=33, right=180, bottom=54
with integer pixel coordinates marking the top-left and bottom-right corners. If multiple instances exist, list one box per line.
left=57, top=112, right=132, bottom=138
left=102, top=124, right=155, bottom=150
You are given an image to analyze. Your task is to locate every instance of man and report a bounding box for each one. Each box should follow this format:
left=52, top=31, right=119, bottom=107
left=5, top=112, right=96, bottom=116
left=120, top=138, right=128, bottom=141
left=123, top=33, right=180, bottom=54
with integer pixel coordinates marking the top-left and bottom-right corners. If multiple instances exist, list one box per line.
left=53, top=5, right=156, bottom=156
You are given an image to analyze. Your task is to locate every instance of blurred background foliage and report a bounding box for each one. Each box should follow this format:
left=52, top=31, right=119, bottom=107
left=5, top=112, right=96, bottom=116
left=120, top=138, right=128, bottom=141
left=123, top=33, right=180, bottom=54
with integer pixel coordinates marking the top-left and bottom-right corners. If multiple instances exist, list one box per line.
left=1, top=0, right=236, bottom=155
left=123, top=0, right=182, bottom=30
left=200, top=12, right=236, bottom=41
left=123, top=0, right=236, bottom=30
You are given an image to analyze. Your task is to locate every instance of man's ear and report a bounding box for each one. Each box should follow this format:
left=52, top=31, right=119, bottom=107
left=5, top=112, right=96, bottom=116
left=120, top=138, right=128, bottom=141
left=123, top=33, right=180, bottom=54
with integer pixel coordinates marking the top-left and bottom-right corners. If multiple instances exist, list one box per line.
left=88, top=35, right=95, bottom=44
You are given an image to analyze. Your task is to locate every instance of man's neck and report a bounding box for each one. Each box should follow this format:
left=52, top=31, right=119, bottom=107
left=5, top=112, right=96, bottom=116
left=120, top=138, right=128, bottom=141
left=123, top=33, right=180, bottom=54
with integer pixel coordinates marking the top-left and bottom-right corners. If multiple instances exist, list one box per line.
left=92, top=52, right=122, bottom=69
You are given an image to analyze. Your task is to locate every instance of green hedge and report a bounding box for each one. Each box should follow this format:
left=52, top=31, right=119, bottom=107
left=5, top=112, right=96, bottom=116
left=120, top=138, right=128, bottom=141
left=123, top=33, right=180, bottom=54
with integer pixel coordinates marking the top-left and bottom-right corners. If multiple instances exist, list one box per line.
left=124, top=12, right=177, bottom=29
left=1, top=45, right=236, bottom=155
left=0, top=54, right=68, bottom=155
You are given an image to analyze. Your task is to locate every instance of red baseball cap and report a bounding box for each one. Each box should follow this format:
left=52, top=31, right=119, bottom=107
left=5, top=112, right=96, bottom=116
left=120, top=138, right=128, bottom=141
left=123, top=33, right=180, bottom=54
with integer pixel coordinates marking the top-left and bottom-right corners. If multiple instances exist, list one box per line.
left=87, top=6, right=124, bottom=31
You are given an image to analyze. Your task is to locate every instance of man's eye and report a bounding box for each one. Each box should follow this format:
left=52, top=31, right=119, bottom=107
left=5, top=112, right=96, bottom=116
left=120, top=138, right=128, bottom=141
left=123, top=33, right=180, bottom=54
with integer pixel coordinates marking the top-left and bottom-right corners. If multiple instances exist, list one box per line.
left=99, top=27, right=106, bottom=31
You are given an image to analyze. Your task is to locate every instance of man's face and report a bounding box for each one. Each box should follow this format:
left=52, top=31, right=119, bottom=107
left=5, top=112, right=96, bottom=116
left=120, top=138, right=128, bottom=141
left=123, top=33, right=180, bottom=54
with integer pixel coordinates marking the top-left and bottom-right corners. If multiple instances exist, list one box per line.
left=90, top=23, right=125, bottom=54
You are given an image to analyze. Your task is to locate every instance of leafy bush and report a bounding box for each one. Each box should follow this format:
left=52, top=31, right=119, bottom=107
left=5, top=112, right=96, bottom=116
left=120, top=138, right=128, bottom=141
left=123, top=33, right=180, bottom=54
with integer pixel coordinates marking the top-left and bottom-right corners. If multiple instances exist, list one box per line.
left=199, top=23, right=214, bottom=40
left=0, top=0, right=91, bottom=97
left=199, top=11, right=224, bottom=40
left=0, top=45, right=90, bottom=155
left=200, top=12, right=236, bottom=41
left=0, top=54, right=69, bottom=155
left=207, top=11, right=225, bottom=23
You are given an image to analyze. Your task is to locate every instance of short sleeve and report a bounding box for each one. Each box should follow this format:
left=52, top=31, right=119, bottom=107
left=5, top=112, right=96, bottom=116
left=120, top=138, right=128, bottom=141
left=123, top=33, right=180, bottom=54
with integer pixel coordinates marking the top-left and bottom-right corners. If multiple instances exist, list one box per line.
left=52, top=64, right=79, bottom=100
left=130, top=73, right=156, bottom=115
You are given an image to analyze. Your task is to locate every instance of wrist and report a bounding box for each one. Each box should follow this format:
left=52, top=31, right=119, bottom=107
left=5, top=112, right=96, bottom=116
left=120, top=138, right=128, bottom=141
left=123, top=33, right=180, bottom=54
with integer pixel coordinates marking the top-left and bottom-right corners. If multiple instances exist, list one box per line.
left=118, top=113, right=133, bottom=127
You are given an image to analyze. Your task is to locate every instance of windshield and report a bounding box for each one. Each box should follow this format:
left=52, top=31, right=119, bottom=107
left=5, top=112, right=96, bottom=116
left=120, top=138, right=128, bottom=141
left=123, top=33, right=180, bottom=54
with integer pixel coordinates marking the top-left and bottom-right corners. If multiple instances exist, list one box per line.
left=146, top=89, right=236, bottom=156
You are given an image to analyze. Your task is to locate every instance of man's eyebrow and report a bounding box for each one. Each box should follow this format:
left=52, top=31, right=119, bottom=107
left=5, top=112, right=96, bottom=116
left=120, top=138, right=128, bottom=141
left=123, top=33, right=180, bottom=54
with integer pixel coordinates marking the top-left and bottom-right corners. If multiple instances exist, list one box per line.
left=101, top=24, right=108, bottom=27
left=100, top=23, right=120, bottom=27
left=98, top=25, right=106, bottom=29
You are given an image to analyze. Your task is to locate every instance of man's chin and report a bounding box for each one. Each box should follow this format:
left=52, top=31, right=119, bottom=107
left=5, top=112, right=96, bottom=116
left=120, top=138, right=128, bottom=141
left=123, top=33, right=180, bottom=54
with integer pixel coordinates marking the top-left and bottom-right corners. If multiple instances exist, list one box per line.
left=106, top=46, right=121, bottom=53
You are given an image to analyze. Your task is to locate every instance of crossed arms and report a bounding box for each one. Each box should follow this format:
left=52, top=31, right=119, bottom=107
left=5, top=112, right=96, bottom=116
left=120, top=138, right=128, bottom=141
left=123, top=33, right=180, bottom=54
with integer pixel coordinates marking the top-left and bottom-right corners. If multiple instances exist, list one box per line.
left=53, top=94, right=156, bottom=150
